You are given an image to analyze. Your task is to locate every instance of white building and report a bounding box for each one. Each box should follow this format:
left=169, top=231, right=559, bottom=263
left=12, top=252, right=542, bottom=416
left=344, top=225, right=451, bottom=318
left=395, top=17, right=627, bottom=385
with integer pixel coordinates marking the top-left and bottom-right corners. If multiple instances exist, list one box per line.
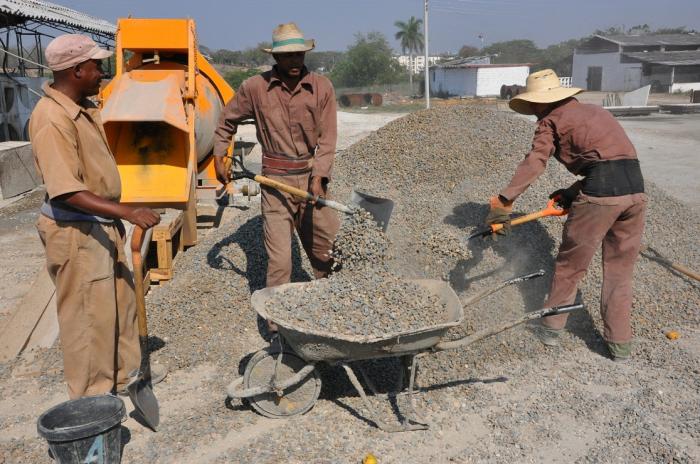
left=395, top=55, right=443, bottom=74
left=429, top=56, right=530, bottom=97
left=572, top=34, right=700, bottom=92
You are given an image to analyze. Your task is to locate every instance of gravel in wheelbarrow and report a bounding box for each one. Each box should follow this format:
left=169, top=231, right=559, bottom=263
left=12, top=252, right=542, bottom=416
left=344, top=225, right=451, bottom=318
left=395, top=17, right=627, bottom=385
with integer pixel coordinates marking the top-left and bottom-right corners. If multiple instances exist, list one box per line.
left=252, top=278, right=463, bottom=362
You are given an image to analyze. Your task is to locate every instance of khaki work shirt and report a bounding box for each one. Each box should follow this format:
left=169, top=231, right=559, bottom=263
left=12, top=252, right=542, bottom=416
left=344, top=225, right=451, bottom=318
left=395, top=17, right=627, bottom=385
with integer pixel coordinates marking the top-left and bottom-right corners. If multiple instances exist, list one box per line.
left=29, top=82, right=121, bottom=201
left=213, top=66, right=337, bottom=179
left=500, top=98, right=639, bottom=201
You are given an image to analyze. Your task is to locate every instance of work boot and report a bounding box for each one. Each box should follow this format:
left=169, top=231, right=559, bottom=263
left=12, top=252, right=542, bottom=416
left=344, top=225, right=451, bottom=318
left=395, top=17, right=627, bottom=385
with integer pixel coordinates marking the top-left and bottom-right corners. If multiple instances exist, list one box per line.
left=607, top=342, right=632, bottom=362
left=535, top=323, right=562, bottom=347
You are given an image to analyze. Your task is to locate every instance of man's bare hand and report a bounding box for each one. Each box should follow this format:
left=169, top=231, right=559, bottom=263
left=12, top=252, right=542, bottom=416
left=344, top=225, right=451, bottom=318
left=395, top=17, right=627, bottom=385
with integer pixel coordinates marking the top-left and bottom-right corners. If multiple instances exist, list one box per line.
left=124, top=207, right=161, bottom=229
left=214, top=156, right=231, bottom=185
left=308, top=176, right=325, bottom=205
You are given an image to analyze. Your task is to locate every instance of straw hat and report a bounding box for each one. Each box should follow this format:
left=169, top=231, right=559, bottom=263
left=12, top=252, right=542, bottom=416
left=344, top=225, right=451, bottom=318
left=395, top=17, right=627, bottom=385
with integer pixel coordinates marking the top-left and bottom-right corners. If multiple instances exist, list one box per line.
left=263, top=23, right=315, bottom=54
left=509, top=69, right=583, bottom=115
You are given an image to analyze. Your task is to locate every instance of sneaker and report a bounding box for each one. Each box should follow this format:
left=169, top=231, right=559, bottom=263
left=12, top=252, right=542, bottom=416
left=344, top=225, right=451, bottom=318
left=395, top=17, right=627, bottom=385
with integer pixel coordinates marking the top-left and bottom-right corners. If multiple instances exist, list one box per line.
left=535, top=324, right=563, bottom=347
left=607, top=342, right=632, bottom=362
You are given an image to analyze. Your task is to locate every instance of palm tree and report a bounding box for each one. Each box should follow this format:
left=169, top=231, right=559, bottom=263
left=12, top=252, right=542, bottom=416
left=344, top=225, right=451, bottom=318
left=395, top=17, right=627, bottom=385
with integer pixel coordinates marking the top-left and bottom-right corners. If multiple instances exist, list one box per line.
left=394, top=16, right=424, bottom=92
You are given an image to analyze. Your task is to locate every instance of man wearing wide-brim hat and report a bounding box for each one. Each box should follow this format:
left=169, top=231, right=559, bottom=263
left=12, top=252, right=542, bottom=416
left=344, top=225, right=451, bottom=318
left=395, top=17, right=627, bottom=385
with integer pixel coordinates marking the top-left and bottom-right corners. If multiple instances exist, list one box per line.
left=213, top=23, right=339, bottom=331
left=485, top=69, right=646, bottom=361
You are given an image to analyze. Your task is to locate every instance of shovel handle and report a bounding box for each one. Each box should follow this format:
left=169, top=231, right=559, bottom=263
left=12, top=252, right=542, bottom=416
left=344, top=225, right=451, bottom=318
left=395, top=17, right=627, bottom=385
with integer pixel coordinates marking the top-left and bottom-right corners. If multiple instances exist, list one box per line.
left=487, top=199, right=568, bottom=235
left=252, top=174, right=354, bottom=214
left=131, top=226, right=149, bottom=339
left=641, top=245, right=700, bottom=282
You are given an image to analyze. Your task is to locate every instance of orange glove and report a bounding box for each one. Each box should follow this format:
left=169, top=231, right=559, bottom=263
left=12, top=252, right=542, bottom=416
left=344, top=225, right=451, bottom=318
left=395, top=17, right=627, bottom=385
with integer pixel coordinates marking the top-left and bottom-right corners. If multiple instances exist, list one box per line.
left=486, top=195, right=513, bottom=236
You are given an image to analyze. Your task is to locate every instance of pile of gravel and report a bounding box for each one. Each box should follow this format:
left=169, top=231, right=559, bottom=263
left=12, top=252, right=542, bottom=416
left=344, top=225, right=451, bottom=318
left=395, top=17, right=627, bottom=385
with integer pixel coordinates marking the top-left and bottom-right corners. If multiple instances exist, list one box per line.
left=266, top=209, right=448, bottom=337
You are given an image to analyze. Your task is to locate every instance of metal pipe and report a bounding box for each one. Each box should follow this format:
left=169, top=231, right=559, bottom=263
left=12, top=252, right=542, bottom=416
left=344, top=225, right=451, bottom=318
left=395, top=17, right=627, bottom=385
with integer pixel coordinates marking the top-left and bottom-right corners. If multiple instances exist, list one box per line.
left=424, top=0, right=430, bottom=109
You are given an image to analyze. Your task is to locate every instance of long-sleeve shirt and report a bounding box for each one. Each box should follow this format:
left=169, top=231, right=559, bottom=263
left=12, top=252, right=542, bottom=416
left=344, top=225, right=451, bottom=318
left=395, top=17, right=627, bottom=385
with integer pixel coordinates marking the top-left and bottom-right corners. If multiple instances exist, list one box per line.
left=213, top=66, right=337, bottom=179
left=500, top=98, right=638, bottom=201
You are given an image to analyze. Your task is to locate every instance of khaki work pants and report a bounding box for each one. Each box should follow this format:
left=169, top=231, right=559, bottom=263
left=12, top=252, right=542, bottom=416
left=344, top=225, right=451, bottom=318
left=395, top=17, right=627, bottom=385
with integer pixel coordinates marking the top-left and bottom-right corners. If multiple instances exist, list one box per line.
left=541, top=195, right=646, bottom=343
left=36, top=216, right=141, bottom=399
left=261, top=172, right=340, bottom=287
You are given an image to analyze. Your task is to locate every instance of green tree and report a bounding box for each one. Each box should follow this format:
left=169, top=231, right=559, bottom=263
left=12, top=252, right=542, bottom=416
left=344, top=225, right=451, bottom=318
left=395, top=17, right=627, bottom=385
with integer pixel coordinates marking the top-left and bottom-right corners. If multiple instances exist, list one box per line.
left=241, top=42, right=273, bottom=67
left=482, top=39, right=542, bottom=65
left=305, top=51, right=345, bottom=73
left=330, top=32, right=405, bottom=88
left=394, top=16, right=424, bottom=91
left=223, top=68, right=260, bottom=90
left=458, top=44, right=480, bottom=58
left=539, top=39, right=583, bottom=76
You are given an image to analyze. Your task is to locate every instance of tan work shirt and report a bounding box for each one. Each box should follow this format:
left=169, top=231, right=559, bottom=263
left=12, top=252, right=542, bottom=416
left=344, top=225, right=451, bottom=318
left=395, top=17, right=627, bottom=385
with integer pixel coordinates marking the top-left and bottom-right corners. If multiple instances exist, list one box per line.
left=213, top=66, right=337, bottom=179
left=29, top=82, right=121, bottom=201
left=500, top=98, right=638, bottom=201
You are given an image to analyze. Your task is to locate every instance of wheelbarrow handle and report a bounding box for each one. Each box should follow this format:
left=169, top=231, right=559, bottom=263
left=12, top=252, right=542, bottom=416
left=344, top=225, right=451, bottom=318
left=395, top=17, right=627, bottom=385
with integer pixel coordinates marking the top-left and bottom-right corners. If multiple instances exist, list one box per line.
left=432, top=303, right=584, bottom=352
left=469, top=199, right=569, bottom=240
left=462, top=269, right=545, bottom=307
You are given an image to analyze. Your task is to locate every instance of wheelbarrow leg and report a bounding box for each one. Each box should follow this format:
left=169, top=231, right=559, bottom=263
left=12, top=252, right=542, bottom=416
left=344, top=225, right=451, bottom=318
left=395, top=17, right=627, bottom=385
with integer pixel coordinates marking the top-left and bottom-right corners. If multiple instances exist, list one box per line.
left=341, top=363, right=428, bottom=432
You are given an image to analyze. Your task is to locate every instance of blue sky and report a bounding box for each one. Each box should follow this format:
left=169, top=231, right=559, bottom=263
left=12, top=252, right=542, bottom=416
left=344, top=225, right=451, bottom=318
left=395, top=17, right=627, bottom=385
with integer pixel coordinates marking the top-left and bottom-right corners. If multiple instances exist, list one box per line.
left=61, top=0, right=700, bottom=54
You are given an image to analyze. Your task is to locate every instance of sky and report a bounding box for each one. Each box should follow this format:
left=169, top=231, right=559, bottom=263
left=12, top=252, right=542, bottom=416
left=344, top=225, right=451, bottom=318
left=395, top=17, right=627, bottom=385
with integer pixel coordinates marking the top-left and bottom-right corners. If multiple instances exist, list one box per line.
left=59, top=0, right=700, bottom=54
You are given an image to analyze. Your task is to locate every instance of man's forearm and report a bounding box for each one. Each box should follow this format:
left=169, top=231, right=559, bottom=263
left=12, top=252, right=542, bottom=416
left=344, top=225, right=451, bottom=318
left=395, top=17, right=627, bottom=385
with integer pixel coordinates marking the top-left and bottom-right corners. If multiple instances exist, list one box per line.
left=59, top=191, right=133, bottom=220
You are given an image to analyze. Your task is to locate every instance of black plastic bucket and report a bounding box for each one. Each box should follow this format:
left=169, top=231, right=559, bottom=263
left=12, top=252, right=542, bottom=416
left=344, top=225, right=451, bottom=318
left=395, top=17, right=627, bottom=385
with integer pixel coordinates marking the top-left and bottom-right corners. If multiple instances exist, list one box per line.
left=37, top=394, right=125, bottom=463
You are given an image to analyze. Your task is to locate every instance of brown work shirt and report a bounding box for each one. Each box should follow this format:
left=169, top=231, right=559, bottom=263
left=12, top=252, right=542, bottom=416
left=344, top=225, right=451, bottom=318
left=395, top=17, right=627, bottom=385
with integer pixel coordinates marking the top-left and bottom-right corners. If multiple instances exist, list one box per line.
left=29, top=82, right=121, bottom=201
left=213, top=66, right=337, bottom=179
left=500, top=98, right=638, bottom=201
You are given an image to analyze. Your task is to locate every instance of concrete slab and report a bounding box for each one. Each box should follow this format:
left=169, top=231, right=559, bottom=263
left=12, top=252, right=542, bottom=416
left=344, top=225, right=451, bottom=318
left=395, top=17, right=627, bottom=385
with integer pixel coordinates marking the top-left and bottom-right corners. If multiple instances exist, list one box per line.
left=0, top=142, right=40, bottom=200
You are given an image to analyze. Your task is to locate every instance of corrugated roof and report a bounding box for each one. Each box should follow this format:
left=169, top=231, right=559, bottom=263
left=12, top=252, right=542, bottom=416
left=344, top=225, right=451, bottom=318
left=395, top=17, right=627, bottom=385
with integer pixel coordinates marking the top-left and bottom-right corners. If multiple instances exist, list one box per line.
left=624, top=50, right=700, bottom=66
left=596, top=34, right=700, bottom=47
left=0, top=0, right=115, bottom=34
left=433, top=56, right=530, bottom=69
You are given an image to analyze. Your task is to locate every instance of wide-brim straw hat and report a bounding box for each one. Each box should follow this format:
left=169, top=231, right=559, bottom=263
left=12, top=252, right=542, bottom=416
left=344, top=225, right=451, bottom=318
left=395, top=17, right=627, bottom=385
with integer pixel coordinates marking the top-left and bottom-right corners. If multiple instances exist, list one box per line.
left=509, top=69, right=583, bottom=115
left=263, top=23, right=315, bottom=54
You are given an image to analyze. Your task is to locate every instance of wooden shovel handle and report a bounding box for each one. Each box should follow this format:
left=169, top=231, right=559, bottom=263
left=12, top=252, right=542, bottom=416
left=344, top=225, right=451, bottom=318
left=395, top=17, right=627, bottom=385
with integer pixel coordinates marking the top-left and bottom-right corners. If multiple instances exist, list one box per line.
left=253, top=174, right=315, bottom=202
left=131, top=226, right=149, bottom=338
left=641, top=245, right=700, bottom=282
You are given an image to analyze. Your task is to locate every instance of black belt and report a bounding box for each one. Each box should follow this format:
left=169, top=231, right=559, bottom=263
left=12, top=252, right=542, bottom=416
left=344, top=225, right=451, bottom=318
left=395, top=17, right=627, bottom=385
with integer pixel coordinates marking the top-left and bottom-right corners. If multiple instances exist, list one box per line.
left=581, top=159, right=644, bottom=197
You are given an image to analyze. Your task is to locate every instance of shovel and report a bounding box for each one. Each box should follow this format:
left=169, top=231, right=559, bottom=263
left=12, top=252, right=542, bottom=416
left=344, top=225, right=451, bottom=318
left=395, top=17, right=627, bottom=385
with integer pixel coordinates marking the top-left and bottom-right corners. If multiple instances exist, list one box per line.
left=232, top=166, right=395, bottom=232
left=127, top=225, right=160, bottom=431
left=640, top=245, right=700, bottom=282
left=468, top=198, right=568, bottom=240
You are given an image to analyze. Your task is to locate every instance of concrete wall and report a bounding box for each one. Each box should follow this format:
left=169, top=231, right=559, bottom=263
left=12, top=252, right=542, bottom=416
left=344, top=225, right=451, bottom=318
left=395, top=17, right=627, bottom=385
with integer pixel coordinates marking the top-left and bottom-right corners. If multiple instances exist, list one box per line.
left=431, top=68, right=477, bottom=96
left=475, top=66, right=529, bottom=96
left=0, top=141, right=40, bottom=199
left=432, top=66, right=528, bottom=97
left=572, top=52, right=643, bottom=91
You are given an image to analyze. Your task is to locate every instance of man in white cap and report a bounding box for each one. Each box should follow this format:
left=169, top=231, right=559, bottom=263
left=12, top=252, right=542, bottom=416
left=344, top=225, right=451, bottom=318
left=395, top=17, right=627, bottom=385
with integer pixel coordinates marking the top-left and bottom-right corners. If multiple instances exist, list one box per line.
left=213, top=23, right=340, bottom=331
left=29, top=34, right=161, bottom=398
left=486, top=69, right=646, bottom=361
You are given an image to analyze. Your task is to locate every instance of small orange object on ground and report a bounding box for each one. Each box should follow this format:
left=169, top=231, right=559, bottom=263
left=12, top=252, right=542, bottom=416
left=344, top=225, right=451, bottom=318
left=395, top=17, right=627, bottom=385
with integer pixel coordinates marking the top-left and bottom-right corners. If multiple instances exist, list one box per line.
left=665, top=331, right=680, bottom=340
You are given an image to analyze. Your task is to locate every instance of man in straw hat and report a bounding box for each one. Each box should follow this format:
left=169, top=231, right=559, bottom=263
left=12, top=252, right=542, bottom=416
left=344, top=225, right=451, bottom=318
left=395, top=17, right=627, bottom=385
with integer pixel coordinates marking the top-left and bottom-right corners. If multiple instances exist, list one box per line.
left=29, top=34, right=163, bottom=398
left=213, top=23, right=339, bottom=331
left=485, top=69, right=646, bottom=361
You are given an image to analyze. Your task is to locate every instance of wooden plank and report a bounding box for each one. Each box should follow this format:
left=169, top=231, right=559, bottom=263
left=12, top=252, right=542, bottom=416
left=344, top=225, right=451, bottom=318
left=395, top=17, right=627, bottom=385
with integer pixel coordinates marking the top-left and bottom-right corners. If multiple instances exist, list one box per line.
left=24, top=293, right=58, bottom=350
left=0, top=267, right=55, bottom=362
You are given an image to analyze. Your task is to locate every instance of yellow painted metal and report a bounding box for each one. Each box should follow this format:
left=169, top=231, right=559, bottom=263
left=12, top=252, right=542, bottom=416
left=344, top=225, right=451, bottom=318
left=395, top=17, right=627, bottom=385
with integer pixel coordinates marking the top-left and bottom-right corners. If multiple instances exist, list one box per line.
left=100, top=18, right=235, bottom=207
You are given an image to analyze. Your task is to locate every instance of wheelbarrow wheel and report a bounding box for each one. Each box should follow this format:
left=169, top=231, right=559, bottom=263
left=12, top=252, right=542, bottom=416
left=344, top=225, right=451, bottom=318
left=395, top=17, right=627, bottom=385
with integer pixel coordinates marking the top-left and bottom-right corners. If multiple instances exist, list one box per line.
left=243, top=348, right=321, bottom=418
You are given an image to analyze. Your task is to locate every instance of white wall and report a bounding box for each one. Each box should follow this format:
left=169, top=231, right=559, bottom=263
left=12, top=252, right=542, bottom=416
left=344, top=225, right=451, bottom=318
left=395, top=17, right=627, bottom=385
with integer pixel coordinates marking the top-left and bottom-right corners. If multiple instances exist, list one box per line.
left=475, top=66, right=529, bottom=96
left=572, top=52, right=643, bottom=91
left=671, top=82, right=700, bottom=92
left=431, top=68, right=477, bottom=96
left=432, top=66, right=528, bottom=97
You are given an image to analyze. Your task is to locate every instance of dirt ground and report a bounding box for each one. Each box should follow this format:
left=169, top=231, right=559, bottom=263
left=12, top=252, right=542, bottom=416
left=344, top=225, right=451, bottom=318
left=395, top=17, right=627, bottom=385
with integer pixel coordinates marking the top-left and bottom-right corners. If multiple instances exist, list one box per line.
left=0, top=106, right=698, bottom=463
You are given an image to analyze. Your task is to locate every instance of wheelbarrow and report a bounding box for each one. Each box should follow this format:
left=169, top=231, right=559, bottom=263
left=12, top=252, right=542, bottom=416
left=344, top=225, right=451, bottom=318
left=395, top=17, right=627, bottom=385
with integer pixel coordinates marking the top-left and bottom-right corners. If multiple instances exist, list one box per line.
left=227, top=271, right=583, bottom=432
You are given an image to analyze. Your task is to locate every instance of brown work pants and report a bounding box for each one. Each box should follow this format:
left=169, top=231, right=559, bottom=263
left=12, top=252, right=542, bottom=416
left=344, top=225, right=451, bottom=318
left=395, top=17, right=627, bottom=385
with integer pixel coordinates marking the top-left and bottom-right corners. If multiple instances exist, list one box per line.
left=261, top=172, right=340, bottom=287
left=36, top=216, right=141, bottom=399
left=541, top=195, right=646, bottom=344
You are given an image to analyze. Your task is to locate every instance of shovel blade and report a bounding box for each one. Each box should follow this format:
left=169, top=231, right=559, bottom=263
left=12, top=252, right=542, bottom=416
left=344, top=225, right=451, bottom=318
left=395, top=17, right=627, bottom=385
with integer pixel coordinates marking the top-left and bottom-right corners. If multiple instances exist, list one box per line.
left=127, top=374, right=160, bottom=431
left=350, top=189, right=394, bottom=232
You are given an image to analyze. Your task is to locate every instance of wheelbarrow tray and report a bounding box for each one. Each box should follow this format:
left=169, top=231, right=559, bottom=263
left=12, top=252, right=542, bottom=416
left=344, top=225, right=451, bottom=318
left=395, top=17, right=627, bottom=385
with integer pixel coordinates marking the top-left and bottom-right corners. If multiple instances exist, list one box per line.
left=251, top=279, right=463, bottom=362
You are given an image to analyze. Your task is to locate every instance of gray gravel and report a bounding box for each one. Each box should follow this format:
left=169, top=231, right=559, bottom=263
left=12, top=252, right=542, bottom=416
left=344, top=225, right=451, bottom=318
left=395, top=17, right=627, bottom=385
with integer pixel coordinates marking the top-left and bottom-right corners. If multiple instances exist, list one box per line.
left=3, top=104, right=699, bottom=463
